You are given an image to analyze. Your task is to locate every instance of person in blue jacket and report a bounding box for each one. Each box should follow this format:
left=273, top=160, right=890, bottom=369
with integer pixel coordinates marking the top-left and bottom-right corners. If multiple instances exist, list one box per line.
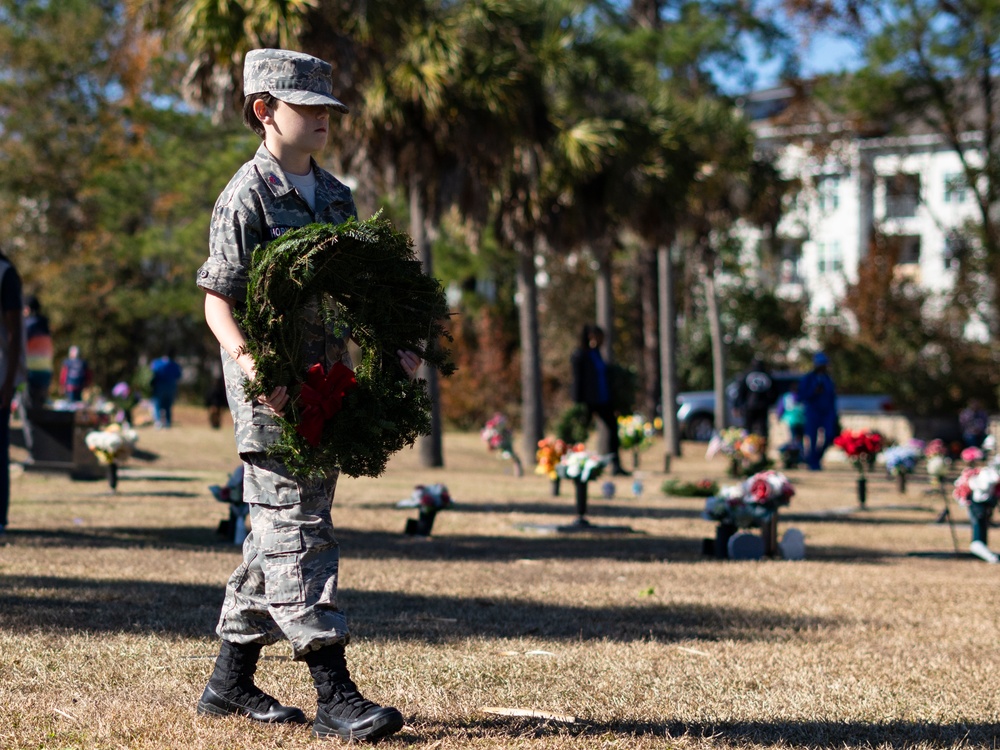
left=150, top=351, right=183, bottom=428
left=799, top=352, right=838, bottom=470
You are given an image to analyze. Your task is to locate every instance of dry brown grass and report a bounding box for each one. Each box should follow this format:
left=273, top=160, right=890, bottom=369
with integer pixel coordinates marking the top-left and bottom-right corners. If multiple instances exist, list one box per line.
left=2, top=405, right=999, bottom=749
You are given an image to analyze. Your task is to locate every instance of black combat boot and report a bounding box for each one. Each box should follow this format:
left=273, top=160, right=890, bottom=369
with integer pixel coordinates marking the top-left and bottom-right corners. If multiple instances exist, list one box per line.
left=304, top=644, right=404, bottom=742
left=197, top=640, right=306, bottom=724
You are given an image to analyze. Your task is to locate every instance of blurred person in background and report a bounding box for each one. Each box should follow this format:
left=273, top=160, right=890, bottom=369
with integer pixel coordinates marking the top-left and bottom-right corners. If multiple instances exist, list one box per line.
left=22, top=295, right=53, bottom=409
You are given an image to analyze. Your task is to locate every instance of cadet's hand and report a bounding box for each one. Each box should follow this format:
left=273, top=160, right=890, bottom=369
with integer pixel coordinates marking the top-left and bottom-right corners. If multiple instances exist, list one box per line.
left=257, top=385, right=289, bottom=418
left=398, top=350, right=422, bottom=380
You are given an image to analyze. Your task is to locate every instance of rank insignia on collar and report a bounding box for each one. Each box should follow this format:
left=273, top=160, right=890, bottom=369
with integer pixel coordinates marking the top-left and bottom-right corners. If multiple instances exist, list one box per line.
left=268, top=174, right=280, bottom=185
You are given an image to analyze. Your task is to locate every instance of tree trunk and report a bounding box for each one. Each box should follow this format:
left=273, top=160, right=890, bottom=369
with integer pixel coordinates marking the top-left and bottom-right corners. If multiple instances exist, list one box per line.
left=658, top=242, right=681, bottom=457
left=517, top=236, right=545, bottom=467
left=640, top=245, right=659, bottom=421
left=594, top=238, right=614, bottom=454
left=702, top=248, right=728, bottom=432
left=410, top=178, right=443, bottom=467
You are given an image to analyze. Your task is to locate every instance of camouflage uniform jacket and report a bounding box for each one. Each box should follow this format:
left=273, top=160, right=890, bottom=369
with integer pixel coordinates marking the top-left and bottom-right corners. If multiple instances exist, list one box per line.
left=197, top=143, right=357, bottom=454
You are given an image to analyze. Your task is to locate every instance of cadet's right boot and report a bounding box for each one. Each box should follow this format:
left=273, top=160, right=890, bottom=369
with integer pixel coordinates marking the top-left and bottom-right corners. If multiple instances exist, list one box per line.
left=304, top=644, right=404, bottom=742
left=196, top=640, right=306, bottom=724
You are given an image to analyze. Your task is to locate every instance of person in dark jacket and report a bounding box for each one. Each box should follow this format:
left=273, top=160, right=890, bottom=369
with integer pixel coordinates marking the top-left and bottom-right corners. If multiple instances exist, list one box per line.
left=734, top=356, right=777, bottom=440
left=570, top=324, right=628, bottom=475
left=799, top=352, right=838, bottom=470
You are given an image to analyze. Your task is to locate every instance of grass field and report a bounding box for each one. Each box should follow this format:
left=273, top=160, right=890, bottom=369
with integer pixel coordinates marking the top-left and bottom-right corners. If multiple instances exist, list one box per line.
left=1, top=405, right=998, bottom=749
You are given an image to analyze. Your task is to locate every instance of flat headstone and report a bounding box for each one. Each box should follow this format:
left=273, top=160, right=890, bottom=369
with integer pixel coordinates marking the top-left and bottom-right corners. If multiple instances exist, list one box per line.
left=728, top=531, right=764, bottom=560
left=779, top=528, right=806, bottom=560
left=516, top=521, right=636, bottom=535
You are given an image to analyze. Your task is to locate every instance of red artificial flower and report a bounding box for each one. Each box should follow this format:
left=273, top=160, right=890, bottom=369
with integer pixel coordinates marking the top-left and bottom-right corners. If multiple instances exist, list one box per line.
left=295, top=362, right=358, bottom=447
left=749, top=478, right=770, bottom=502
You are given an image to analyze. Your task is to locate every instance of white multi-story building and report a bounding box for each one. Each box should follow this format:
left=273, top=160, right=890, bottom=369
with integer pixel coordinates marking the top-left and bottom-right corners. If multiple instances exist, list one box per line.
left=742, top=86, right=984, bottom=331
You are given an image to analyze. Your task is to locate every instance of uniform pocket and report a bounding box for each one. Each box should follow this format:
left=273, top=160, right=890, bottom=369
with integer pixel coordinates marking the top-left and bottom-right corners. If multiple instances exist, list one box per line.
left=260, top=527, right=305, bottom=604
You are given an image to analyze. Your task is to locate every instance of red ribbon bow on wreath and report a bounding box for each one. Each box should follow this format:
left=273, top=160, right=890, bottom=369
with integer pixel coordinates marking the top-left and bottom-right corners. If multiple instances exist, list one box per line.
left=295, top=362, right=358, bottom=447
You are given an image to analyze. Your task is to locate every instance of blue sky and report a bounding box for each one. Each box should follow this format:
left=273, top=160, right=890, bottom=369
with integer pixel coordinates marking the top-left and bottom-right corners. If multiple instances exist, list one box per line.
left=751, top=31, right=862, bottom=90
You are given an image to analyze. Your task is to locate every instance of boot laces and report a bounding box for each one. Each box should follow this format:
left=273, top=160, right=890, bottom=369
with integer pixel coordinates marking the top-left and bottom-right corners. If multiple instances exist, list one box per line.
left=233, top=679, right=281, bottom=713
left=330, top=686, right=383, bottom=722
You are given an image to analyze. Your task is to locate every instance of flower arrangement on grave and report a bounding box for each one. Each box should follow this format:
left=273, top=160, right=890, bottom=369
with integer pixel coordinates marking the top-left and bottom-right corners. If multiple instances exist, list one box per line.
left=702, top=470, right=794, bottom=530
left=85, top=423, right=138, bottom=465
left=556, top=445, right=610, bottom=484
left=924, top=439, right=950, bottom=485
left=883, top=443, right=921, bottom=493
left=617, top=414, right=655, bottom=467
left=833, top=428, right=883, bottom=507
left=706, top=427, right=746, bottom=460
left=961, top=446, right=984, bottom=466
left=738, top=433, right=772, bottom=473
left=535, top=437, right=569, bottom=479
left=236, top=215, right=454, bottom=479
left=84, top=423, right=139, bottom=491
left=398, top=483, right=453, bottom=536
left=953, top=467, right=1000, bottom=561
left=481, top=412, right=523, bottom=476
left=952, top=467, right=1000, bottom=507
left=109, top=381, right=139, bottom=424
left=833, top=428, right=884, bottom=473
left=703, top=471, right=794, bottom=528
left=209, top=465, right=249, bottom=544
left=925, top=438, right=948, bottom=458
left=707, top=428, right=772, bottom=477
left=661, top=478, right=719, bottom=498
left=702, top=484, right=749, bottom=526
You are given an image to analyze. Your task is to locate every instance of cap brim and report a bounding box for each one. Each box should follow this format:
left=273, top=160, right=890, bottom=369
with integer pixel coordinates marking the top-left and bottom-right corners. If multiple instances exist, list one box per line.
left=271, top=89, right=349, bottom=114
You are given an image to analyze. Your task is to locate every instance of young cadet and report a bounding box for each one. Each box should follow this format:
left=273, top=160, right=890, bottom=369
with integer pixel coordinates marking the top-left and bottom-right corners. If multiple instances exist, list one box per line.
left=196, top=48, right=419, bottom=743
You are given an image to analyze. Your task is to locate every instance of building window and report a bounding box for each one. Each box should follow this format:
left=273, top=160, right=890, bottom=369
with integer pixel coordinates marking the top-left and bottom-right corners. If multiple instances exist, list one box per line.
left=943, top=172, right=968, bottom=203
left=816, top=240, right=843, bottom=273
left=944, top=232, right=968, bottom=269
left=777, top=238, right=804, bottom=283
left=817, top=176, right=840, bottom=212
left=885, top=173, right=920, bottom=218
left=886, top=235, right=920, bottom=265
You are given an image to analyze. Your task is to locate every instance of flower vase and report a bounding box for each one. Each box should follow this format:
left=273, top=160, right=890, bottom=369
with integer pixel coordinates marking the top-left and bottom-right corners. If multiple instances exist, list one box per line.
left=857, top=475, right=867, bottom=508
left=511, top=454, right=524, bottom=478
left=728, top=456, right=741, bottom=478
left=551, top=477, right=561, bottom=497
left=967, top=502, right=995, bottom=544
left=405, top=508, right=438, bottom=536
left=896, top=472, right=907, bottom=494
left=108, top=462, right=118, bottom=492
left=632, top=449, right=640, bottom=471
left=761, top=511, right=778, bottom=557
left=715, top=522, right=737, bottom=559
left=573, top=479, right=589, bottom=525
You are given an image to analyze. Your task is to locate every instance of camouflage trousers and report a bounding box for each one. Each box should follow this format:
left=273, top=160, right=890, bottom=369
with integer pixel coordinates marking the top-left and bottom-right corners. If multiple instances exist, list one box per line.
left=216, top=454, right=349, bottom=658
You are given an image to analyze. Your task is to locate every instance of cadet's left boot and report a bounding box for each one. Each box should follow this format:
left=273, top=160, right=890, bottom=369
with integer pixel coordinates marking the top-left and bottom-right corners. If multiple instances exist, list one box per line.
left=304, top=644, right=404, bottom=742
left=197, top=640, right=306, bottom=724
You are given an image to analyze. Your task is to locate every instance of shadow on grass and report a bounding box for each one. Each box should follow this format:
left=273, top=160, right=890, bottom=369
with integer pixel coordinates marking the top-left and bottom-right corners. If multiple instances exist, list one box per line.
left=361, top=499, right=941, bottom=527
left=2, top=522, right=894, bottom=563
left=432, top=716, right=1000, bottom=748
left=0, top=575, right=844, bottom=643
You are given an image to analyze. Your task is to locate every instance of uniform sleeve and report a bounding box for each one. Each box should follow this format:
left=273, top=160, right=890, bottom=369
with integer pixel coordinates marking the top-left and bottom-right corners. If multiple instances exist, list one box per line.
left=197, top=180, right=264, bottom=303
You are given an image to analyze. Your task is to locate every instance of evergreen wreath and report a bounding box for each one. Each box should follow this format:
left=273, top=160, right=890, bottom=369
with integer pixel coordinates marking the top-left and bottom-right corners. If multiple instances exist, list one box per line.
left=237, top=214, right=454, bottom=478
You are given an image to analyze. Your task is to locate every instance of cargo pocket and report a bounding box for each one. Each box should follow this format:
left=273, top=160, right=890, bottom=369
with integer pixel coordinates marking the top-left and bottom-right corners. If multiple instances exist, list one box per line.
left=260, top=526, right=306, bottom=605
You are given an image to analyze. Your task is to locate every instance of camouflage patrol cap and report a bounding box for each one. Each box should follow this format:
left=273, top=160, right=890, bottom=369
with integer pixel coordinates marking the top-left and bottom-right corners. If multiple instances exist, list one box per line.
left=243, top=48, right=348, bottom=114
